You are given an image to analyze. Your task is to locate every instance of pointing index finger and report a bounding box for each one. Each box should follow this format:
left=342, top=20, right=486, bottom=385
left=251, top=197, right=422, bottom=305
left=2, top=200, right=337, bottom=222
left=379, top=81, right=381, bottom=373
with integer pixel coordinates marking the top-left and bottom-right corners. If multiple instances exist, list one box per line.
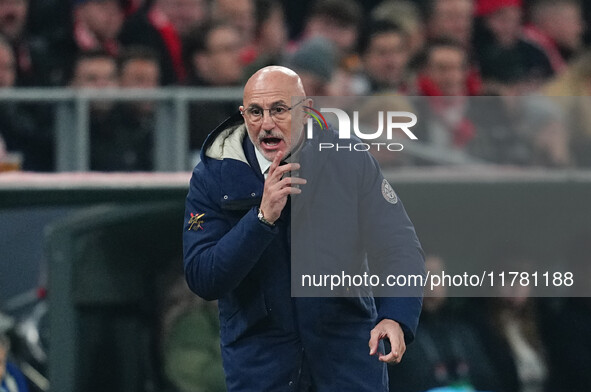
left=267, top=151, right=284, bottom=178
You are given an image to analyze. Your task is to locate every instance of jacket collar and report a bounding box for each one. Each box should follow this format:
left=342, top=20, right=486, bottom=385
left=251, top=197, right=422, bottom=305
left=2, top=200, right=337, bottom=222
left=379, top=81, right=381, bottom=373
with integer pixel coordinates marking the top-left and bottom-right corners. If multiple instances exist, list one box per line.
left=200, top=114, right=335, bottom=213
left=200, top=111, right=245, bottom=164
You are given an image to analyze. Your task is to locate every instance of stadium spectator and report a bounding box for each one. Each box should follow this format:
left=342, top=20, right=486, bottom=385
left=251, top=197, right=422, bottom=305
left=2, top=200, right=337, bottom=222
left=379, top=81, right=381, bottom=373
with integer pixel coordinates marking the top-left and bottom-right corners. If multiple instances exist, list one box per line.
left=184, top=22, right=243, bottom=87
left=120, top=47, right=159, bottom=87
left=68, top=51, right=117, bottom=107
left=479, top=297, right=549, bottom=392
left=70, top=48, right=161, bottom=171
left=0, top=35, right=53, bottom=171
left=473, top=0, right=554, bottom=95
left=294, top=0, right=365, bottom=96
left=119, top=45, right=160, bottom=111
left=544, top=51, right=591, bottom=167
left=72, top=0, right=124, bottom=56
left=471, top=245, right=555, bottom=392
left=119, top=48, right=160, bottom=113
left=48, top=0, right=125, bottom=86
left=284, top=37, right=337, bottom=96
left=159, top=275, right=225, bottom=392
left=0, top=0, right=27, bottom=47
left=0, top=0, right=55, bottom=85
left=356, top=95, right=417, bottom=167
left=524, top=98, right=572, bottom=167
left=389, top=256, right=501, bottom=392
left=467, top=96, right=536, bottom=166
left=212, top=0, right=255, bottom=47
left=424, top=0, right=475, bottom=49
left=151, top=0, right=209, bottom=36
left=241, top=0, right=288, bottom=71
left=69, top=51, right=123, bottom=170
left=0, top=333, right=29, bottom=392
left=69, top=51, right=118, bottom=87
left=523, top=0, right=585, bottom=74
left=412, top=39, right=480, bottom=97
left=371, top=0, right=426, bottom=58
left=409, top=40, right=480, bottom=153
left=297, top=0, right=362, bottom=61
left=120, top=0, right=210, bottom=85
left=473, top=251, right=550, bottom=392
left=467, top=95, right=572, bottom=167
left=185, top=22, right=243, bottom=152
left=88, top=46, right=159, bottom=171
left=69, top=50, right=118, bottom=109
left=357, top=20, right=412, bottom=94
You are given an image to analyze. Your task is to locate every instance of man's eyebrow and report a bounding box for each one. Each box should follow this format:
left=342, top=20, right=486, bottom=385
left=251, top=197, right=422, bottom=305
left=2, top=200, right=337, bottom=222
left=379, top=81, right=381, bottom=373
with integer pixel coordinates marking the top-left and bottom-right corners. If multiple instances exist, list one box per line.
left=246, top=100, right=288, bottom=109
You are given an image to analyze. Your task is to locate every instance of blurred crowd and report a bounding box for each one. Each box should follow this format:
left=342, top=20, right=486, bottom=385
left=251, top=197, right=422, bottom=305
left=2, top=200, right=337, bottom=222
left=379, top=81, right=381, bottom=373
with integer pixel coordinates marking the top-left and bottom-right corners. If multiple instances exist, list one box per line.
left=1, top=2, right=590, bottom=391
left=0, top=0, right=590, bottom=171
left=154, top=250, right=591, bottom=392
left=385, top=253, right=591, bottom=392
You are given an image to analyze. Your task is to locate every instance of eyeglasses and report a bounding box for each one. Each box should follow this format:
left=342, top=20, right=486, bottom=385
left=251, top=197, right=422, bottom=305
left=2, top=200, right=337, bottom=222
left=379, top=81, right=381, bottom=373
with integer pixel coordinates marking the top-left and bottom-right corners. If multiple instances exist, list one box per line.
left=241, top=98, right=306, bottom=123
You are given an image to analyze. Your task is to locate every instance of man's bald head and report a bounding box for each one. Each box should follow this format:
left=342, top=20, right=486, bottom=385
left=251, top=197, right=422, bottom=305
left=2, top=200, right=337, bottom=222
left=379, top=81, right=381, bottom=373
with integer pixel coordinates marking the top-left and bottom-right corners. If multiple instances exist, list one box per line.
left=241, top=66, right=311, bottom=161
left=244, top=66, right=306, bottom=102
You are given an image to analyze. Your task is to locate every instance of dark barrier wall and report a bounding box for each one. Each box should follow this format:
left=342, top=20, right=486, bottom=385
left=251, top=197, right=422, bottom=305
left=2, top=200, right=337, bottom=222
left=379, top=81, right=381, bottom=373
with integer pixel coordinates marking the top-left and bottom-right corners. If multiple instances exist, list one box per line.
left=45, top=202, right=184, bottom=392
left=29, top=171, right=590, bottom=392
left=400, top=179, right=591, bottom=277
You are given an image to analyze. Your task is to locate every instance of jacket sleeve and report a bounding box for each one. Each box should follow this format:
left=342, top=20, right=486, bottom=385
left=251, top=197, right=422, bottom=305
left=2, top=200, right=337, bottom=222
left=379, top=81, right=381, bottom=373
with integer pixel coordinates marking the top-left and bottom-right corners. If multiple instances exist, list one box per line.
left=183, top=166, right=278, bottom=300
left=358, top=154, right=425, bottom=343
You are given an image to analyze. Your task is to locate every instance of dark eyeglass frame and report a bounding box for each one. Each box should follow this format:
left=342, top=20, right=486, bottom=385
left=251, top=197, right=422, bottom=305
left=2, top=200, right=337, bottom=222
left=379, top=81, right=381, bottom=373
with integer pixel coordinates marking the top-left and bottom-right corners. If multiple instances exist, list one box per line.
left=241, top=98, right=307, bottom=122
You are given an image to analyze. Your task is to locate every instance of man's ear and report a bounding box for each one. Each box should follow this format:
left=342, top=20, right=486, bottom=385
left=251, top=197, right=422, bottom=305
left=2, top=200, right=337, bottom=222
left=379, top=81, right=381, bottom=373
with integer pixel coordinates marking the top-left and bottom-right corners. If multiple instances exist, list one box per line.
left=239, top=105, right=244, bottom=115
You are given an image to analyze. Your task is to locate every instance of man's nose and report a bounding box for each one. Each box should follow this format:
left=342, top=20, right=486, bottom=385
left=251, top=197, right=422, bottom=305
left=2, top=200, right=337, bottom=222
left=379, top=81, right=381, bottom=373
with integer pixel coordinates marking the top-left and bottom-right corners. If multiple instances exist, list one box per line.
left=261, top=110, right=276, bottom=129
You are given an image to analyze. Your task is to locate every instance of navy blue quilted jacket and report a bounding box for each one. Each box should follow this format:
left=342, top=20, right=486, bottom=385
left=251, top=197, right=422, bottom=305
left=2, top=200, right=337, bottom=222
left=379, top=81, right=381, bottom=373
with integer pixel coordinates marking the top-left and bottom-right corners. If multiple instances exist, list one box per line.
left=183, top=113, right=425, bottom=391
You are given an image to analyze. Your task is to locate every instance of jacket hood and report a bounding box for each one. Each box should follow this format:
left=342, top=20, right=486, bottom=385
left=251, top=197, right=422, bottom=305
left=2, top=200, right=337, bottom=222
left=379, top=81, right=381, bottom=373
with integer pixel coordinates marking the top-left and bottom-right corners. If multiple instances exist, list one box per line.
left=200, top=112, right=248, bottom=165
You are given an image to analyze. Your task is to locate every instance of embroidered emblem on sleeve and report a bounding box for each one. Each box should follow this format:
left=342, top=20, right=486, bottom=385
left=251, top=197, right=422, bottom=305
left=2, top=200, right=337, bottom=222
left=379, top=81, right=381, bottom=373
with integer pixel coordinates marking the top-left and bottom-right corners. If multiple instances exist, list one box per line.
left=381, top=179, right=398, bottom=204
left=188, top=213, right=205, bottom=231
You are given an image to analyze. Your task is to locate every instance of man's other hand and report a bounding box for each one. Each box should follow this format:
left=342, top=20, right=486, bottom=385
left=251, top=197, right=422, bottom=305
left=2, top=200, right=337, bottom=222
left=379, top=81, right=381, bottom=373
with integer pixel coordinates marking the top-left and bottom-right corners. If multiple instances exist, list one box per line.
left=369, top=319, right=406, bottom=364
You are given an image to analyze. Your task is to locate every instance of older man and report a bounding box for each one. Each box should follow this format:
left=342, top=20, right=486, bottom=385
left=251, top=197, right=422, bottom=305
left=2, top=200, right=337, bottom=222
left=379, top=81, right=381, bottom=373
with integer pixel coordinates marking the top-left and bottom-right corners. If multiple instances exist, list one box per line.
left=183, top=66, right=424, bottom=391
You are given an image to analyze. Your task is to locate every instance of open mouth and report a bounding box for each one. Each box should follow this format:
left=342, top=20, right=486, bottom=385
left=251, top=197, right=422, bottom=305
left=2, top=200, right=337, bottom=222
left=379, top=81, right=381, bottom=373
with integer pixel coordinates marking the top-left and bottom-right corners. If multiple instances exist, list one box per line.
left=262, top=137, right=283, bottom=148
